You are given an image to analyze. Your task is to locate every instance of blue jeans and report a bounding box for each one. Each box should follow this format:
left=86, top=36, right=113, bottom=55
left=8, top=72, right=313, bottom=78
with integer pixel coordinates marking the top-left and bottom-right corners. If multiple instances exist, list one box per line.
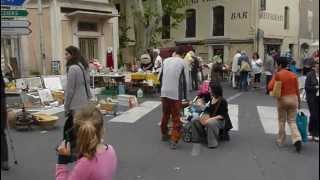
left=239, top=71, right=249, bottom=91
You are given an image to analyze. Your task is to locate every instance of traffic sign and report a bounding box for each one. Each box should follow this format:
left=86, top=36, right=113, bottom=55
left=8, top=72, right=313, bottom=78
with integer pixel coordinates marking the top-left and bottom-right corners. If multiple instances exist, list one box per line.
left=1, top=0, right=26, bottom=6
left=1, top=10, right=28, bottom=17
left=1, top=27, right=31, bottom=35
left=1, top=20, right=30, bottom=27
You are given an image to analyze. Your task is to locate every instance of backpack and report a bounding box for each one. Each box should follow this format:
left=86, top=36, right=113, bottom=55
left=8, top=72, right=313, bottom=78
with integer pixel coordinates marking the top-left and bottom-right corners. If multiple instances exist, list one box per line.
left=240, top=61, right=251, bottom=72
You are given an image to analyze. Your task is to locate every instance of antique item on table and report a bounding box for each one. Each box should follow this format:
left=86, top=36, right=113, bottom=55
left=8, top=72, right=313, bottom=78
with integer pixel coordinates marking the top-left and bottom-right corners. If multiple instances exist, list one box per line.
left=5, top=82, right=17, bottom=92
left=131, top=72, right=147, bottom=81
left=38, top=89, right=54, bottom=105
left=33, top=113, right=58, bottom=129
left=98, top=98, right=118, bottom=116
left=52, top=91, right=64, bottom=105
left=15, top=107, right=34, bottom=131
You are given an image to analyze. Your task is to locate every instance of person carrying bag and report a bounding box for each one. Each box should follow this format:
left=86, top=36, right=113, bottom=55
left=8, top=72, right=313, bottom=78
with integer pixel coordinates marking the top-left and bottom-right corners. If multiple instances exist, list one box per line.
left=269, top=73, right=282, bottom=98
left=62, top=46, right=92, bottom=161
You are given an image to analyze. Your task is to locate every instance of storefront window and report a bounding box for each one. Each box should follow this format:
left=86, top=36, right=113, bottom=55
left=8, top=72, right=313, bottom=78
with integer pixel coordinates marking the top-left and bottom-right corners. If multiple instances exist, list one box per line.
left=186, top=9, right=196, bottom=38
left=162, top=14, right=171, bottom=39
left=213, top=6, right=224, bottom=36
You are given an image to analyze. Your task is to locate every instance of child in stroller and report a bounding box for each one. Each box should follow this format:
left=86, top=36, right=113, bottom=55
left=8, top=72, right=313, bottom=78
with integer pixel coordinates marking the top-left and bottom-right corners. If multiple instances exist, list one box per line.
left=184, top=80, right=212, bottom=122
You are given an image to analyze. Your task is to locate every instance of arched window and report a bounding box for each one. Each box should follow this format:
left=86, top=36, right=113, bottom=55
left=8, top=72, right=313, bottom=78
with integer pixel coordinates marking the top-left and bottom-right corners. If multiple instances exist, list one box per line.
left=213, top=6, right=224, bottom=36
left=186, top=9, right=196, bottom=37
left=284, top=6, right=289, bottom=29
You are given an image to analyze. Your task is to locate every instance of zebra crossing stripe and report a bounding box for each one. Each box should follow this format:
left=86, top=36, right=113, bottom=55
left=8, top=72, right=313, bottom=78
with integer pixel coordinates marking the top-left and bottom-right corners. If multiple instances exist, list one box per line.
left=228, top=104, right=239, bottom=131
left=110, top=101, right=161, bottom=123
left=257, top=106, right=310, bottom=135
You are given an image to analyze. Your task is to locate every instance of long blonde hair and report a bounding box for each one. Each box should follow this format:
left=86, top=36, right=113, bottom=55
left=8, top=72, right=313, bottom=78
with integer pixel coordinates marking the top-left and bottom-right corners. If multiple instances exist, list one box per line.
left=74, top=105, right=104, bottom=160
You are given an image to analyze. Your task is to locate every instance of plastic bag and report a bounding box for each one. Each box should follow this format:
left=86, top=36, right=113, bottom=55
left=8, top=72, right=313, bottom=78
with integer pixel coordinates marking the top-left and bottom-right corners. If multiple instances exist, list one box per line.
left=296, top=111, right=308, bottom=143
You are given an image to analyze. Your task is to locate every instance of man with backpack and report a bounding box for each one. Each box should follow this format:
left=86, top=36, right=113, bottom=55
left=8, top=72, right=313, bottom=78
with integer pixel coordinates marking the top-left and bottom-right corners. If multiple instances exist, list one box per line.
left=238, top=52, right=251, bottom=91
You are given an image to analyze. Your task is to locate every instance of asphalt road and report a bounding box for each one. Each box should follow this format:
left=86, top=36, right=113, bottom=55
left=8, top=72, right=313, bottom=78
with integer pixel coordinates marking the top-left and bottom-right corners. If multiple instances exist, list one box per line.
left=1, top=85, right=319, bottom=180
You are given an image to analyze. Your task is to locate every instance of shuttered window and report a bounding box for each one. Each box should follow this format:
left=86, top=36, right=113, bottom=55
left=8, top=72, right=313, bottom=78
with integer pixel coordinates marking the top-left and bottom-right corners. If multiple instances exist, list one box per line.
left=162, top=14, right=171, bottom=39
left=79, top=38, right=98, bottom=61
left=213, top=6, right=224, bottom=36
left=186, top=9, right=196, bottom=38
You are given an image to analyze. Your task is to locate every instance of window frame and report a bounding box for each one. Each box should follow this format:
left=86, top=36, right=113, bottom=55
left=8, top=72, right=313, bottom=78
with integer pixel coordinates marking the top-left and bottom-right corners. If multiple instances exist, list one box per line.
left=284, top=6, right=289, bottom=30
left=162, top=14, right=171, bottom=39
left=260, top=0, right=266, bottom=11
left=78, top=21, right=98, bottom=32
left=185, top=9, right=196, bottom=38
left=212, top=6, right=225, bottom=37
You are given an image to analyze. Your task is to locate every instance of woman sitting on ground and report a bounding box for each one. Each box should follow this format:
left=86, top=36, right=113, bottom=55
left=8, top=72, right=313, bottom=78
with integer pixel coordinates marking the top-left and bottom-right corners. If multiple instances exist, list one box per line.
left=191, top=83, right=233, bottom=148
left=56, top=105, right=117, bottom=180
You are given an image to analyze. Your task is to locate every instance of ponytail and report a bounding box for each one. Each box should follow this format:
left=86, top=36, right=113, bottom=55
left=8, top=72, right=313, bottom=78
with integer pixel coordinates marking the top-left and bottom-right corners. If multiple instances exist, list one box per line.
left=76, top=121, right=100, bottom=159
left=74, top=104, right=104, bottom=160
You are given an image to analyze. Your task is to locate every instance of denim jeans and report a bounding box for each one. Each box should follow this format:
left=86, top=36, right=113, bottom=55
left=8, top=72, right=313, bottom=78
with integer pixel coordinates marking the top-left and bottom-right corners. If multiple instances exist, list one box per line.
left=239, top=71, right=249, bottom=91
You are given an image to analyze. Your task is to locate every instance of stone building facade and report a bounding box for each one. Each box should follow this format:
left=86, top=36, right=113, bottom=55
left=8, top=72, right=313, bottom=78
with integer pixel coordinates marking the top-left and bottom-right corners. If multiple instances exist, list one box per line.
left=117, top=0, right=318, bottom=68
left=20, top=0, right=119, bottom=75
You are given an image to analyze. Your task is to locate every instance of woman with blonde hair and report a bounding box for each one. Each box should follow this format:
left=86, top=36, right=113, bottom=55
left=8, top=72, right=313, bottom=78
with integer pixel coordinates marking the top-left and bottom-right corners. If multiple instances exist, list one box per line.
left=56, top=105, right=117, bottom=180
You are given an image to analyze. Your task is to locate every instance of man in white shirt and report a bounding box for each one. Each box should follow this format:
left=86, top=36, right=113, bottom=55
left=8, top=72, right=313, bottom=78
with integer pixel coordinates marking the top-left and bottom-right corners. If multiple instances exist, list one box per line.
left=232, top=49, right=241, bottom=88
left=159, top=46, right=190, bottom=149
left=153, top=49, right=162, bottom=73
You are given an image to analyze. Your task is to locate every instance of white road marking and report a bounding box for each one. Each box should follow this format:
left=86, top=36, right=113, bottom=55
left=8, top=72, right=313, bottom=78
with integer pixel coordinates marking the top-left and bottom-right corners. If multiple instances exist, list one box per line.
left=226, top=92, right=243, bottom=102
left=257, top=106, right=310, bottom=135
left=110, top=101, right=161, bottom=123
left=228, top=104, right=239, bottom=131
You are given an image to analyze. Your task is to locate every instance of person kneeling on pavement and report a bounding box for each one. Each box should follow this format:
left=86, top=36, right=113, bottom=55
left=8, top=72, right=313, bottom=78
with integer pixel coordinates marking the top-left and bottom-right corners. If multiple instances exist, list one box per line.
left=191, top=83, right=233, bottom=148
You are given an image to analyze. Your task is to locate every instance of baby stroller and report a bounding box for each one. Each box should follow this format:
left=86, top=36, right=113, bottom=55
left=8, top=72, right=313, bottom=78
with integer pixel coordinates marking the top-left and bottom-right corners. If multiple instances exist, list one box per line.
left=183, top=80, right=211, bottom=120
left=182, top=80, right=231, bottom=142
left=182, top=81, right=211, bottom=142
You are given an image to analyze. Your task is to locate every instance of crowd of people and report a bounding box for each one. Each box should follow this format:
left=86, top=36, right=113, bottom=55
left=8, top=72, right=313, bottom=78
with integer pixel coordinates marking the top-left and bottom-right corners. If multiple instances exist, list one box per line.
left=1, top=44, right=318, bottom=180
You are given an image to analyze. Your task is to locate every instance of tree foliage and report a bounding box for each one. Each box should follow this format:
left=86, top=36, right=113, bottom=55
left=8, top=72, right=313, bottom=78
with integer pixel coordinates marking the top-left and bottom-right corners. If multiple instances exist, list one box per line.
left=130, top=0, right=190, bottom=57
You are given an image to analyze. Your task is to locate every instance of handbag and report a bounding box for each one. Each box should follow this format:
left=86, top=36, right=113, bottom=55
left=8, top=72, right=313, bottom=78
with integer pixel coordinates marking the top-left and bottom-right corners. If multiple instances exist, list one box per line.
left=240, top=61, right=251, bottom=72
left=270, top=73, right=282, bottom=98
left=296, top=111, right=308, bottom=143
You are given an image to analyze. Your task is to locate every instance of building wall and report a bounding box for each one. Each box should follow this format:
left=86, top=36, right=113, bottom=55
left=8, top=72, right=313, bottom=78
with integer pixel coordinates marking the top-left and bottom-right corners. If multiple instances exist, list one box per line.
left=171, top=0, right=253, bottom=43
left=22, top=0, right=119, bottom=75
left=22, top=6, right=53, bottom=75
left=117, top=0, right=313, bottom=67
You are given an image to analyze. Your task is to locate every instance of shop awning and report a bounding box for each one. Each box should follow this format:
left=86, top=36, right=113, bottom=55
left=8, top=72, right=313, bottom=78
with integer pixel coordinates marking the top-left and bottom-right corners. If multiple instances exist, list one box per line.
left=66, top=10, right=119, bottom=19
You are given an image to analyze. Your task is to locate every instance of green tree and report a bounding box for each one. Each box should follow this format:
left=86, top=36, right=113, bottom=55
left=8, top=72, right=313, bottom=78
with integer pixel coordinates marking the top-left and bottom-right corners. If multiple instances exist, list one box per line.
left=130, top=0, right=189, bottom=57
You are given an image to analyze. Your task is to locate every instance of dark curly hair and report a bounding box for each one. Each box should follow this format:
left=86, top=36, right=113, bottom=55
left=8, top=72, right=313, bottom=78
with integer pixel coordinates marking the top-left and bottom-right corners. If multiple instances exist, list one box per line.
left=210, top=82, right=223, bottom=98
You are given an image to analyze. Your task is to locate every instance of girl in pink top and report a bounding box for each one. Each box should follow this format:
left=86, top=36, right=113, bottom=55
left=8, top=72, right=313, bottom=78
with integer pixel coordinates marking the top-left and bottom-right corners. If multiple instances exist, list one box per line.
left=56, top=105, right=117, bottom=180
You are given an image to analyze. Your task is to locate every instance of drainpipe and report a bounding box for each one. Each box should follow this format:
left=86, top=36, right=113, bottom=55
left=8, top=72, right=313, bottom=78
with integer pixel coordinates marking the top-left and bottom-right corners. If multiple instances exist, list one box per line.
left=297, top=0, right=301, bottom=68
left=38, top=0, right=46, bottom=74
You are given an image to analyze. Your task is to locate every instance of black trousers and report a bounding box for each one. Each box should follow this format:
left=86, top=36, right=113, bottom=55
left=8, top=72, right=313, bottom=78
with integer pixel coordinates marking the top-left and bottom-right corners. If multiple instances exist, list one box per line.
left=191, top=71, right=199, bottom=90
left=266, top=75, right=273, bottom=94
left=307, top=96, right=319, bottom=137
left=1, top=128, right=8, bottom=163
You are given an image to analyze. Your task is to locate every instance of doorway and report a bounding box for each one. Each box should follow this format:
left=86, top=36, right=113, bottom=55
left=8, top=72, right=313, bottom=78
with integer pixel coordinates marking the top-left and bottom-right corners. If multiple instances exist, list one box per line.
left=79, top=38, right=98, bottom=61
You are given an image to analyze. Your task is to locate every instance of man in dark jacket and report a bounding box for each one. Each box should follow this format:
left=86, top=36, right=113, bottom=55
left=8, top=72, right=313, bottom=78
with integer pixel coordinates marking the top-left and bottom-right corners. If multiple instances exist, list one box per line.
left=1, top=68, right=9, bottom=171
left=305, top=59, right=319, bottom=141
left=191, top=56, right=200, bottom=90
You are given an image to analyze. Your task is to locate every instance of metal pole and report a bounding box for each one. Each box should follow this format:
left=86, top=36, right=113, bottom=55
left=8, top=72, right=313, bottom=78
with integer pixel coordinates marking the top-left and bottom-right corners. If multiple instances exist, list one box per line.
left=38, top=0, right=46, bottom=75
